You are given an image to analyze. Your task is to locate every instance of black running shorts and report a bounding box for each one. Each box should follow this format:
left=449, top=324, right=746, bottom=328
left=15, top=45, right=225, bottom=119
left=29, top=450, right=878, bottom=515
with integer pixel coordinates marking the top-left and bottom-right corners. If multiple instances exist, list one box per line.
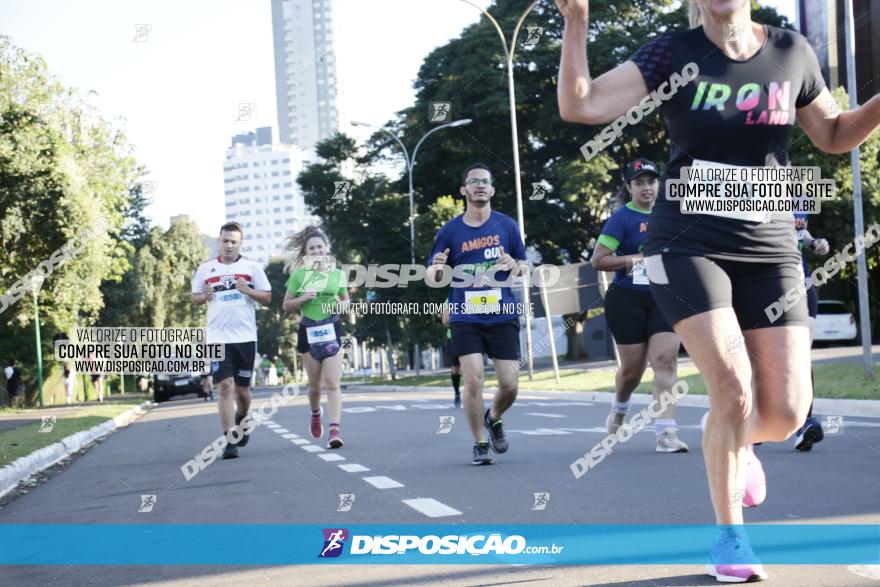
left=212, top=341, right=257, bottom=387
left=446, top=340, right=460, bottom=367
left=450, top=321, right=520, bottom=361
left=296, top=320, right=345, bottom=354
left=647, top=255, right=808, bottom=330
left=604, top=285, right=673, bottom=345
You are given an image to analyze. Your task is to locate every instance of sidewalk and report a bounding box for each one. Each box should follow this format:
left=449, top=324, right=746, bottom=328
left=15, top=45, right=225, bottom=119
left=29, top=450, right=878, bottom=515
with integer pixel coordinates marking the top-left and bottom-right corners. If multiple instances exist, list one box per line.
left=0, top=394, right=150, bottom=433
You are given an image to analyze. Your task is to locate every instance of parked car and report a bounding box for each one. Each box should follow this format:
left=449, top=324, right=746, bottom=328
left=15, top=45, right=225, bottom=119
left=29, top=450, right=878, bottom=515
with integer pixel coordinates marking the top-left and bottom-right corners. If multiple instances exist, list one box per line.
left=153, top=372, right=206, bottom=403
left=814, top=300, right=858, bottom=344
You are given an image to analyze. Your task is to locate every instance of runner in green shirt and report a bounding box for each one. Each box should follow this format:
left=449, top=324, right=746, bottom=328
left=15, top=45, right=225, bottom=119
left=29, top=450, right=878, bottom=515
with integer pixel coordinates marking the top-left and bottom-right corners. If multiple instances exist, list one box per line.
left=282, top=226, right=350, bottom=449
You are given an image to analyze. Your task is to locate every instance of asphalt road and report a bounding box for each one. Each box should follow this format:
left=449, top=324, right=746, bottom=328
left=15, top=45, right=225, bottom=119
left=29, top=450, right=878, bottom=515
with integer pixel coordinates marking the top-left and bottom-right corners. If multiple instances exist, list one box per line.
left=2, top=386, right=879, bottom=586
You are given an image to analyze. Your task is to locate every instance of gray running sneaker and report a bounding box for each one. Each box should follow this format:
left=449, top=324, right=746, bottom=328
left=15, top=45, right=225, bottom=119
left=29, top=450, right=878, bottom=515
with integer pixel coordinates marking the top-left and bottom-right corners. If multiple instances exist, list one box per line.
left=484, top=409, right=508, bottom=453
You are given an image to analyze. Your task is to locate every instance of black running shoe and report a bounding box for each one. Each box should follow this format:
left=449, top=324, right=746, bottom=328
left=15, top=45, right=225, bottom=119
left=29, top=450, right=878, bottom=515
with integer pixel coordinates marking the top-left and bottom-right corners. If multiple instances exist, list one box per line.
left=235, top=412, right=249, bottom=447
left=484, top=409, right=508, bottom=453
left=454, top=392, right=461, bottom=409
left=222, top=444, right=239, bottom=459
left=472, top=441, right=493, bottom=465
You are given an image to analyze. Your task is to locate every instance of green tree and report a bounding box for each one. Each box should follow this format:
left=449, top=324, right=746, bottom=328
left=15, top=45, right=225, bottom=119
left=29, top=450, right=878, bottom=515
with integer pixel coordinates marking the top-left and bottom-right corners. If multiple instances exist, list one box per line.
left=136, top=220, right=209, bottom=328
left=0, top=36, right=141, bottom=400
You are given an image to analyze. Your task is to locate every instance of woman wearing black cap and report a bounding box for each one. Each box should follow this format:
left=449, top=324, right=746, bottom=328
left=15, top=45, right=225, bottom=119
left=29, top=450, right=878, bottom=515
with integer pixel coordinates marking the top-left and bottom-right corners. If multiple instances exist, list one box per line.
left=592, top=158, right=687, bottom=454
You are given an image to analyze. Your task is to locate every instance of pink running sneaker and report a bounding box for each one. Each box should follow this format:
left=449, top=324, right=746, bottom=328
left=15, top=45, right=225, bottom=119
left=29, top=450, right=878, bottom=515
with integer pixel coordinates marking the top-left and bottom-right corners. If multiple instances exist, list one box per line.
left=310, top=408, right=323, bottom=438
left=707, top=526, right=768, bottom=583
left=328, top=427, right=343, bottom=449
left=742, top=446, right=766, bottom=507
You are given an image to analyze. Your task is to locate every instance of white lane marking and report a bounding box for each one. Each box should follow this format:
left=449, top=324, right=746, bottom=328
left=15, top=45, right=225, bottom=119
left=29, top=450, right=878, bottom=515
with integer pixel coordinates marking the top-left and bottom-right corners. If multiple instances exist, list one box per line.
left=318, top=453, right=346, bottom=462
left=265, top=423, right=281, bottom=428
left=339, top=463, right=370, bottom=473
left=524, top=412, right=566, bottom=418
left=508, top=427, right=607, bottom=435
left=402, top=498, right=462, bottom=518
left=848, top=564, right=880, bottom=581
left=292, top=438, right=311, bottom=445
left=362, top=476, right=404, bottom=489
left=281, top=433, right=299, bottom=439
left=302, top=445, right=325, bottom=453
left=274, top=428, right=290, bottom=434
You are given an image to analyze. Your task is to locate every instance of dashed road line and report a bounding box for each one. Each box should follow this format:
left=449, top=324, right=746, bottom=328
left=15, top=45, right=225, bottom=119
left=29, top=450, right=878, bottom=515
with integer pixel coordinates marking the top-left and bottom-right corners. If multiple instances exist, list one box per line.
left=363, top=476, right=404, bottom=489
left=402, top=498, right=462, bottom=518
left=302, top=445, right=325, bottom=453
left=318, top=454, right=346, bottom=462
left=339, top=463, right=370, bottom=473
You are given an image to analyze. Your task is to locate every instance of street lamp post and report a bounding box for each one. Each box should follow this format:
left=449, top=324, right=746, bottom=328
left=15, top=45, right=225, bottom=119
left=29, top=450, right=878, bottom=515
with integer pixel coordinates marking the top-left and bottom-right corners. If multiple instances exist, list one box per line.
left=843, top=0, right=875, bottom=379
left=31, top=280, right=45, bottom=407
left=352, top=118, right=473, bottom=376
left=458, top=0, right=542, bottom=379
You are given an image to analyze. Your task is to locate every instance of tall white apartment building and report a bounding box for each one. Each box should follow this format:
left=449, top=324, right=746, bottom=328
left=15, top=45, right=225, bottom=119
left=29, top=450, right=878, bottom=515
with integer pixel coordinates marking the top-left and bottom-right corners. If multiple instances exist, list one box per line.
left=223, top=127, right=314, bottom=264
left=271, top=0, right=340, bottom=150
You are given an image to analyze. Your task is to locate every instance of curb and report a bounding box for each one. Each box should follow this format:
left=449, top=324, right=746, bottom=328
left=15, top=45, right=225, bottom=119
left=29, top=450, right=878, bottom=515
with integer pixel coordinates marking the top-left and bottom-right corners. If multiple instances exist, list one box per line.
left=347, top=385, right=880, bottom=418
left=0, top=401, right=153, bottom=499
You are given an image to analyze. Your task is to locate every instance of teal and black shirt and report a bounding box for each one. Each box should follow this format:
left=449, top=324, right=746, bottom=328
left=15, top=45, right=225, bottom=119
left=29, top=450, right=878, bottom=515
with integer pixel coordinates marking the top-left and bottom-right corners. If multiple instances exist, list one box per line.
left=597, top=202, right=651, bottom=291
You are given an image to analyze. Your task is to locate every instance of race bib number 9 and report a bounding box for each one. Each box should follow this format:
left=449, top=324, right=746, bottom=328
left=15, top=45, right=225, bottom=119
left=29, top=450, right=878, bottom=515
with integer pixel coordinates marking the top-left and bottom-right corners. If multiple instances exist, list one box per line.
left=306, top=325, right=336, bottom=344
left=464, top=289, right=502, bottom=314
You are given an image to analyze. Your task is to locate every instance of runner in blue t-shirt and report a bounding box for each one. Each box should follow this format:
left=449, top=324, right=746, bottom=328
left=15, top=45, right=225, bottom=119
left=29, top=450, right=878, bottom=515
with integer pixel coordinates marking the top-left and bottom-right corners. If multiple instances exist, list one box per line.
left=793, top=213, right=830, bottom=451
left=428, top=163, right=527, bottom=465
left=592, top=159, right=686, bottom=454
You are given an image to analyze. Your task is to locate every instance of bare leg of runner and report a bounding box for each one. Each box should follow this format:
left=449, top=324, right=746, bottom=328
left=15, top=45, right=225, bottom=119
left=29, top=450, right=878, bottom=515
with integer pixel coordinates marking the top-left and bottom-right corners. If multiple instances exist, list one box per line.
left=302, top=353, right=324, bottom=438
left=459, top=353, right=487, bottom=442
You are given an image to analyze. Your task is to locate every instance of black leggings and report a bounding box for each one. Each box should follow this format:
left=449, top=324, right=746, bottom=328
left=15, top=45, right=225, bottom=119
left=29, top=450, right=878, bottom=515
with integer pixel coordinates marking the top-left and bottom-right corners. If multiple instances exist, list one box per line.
left=647, top=255, right=808, bottom=330
left=604, top=285, right=673, bottom=345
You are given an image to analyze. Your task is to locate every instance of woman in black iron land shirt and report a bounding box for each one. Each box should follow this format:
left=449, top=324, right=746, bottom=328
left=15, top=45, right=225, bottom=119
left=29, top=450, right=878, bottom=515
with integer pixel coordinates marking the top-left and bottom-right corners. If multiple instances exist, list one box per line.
left=556, top=0, right=880, bottom=582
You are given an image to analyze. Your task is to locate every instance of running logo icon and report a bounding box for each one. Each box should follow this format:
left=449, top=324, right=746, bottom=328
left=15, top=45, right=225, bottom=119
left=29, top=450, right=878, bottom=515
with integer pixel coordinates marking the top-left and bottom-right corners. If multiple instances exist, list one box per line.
left=437, top=416, right=455, bottom=434
left=341, top=338, right=353, bottom=351
left=726, top=23, right=745, bottom=42
left=429, top=101, right=451, bottom=123
left=729, top=489, right=745, bottom=508
left=727, top=335, right=744, bottom=354
left=530, top=182, right=547, bottom=201
left=332, top=181, right=351, bottom=201
left=532, top=492, right=550, bottom=510
left=38, top=415, right=56, bottom=433
left=318, top=528, right=349, bottom=558
left=823, top=415, right=844, bottom=435
left=138, top=495, right=156, bottom=513
left=524, top=27, right=543, bottom=46
left=337, top=494, right=355, bottom=512
left=234, top=102, right=256, bottom=122
left=132, top=24, right=152, bottom=42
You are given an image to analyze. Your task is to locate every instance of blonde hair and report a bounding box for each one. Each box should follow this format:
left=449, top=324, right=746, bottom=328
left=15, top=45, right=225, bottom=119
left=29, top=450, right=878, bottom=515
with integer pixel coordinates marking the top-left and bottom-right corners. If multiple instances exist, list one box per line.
left=688, top=0, right=703, bottom=28
left=284, top=225, right=329, bottom=273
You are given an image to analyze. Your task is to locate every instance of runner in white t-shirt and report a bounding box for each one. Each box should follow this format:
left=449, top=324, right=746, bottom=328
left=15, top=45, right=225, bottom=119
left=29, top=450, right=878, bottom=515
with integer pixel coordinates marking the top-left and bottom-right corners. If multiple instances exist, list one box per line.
left=192, top=222, right=271, bottom=459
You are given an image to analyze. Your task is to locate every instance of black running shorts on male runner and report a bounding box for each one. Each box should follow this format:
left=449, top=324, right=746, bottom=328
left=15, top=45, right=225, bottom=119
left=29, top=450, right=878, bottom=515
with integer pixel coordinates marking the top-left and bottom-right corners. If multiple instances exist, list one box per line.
left=212, top=341, right=257, bottom=387
left=451, top=321, right=520, bottom=361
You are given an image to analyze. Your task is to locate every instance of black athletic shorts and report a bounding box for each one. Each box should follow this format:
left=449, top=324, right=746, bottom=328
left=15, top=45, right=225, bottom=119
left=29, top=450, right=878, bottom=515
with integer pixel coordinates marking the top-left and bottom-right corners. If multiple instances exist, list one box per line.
left=212, top=341, right=256, bottom=387
left=446, top=340, right=460, bottom=367
left=604, top=284, right=673, bottom=345
left=450, top=321, right=520, bottom=361
left=646, top=255, right=808, bottom=330
left=296, top=320, right=345, bottom=354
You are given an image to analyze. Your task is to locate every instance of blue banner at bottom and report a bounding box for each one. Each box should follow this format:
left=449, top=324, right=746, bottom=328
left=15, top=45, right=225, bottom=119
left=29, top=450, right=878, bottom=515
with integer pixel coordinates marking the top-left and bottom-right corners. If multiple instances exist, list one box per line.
left=0, top=524, right=877, bottom=565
